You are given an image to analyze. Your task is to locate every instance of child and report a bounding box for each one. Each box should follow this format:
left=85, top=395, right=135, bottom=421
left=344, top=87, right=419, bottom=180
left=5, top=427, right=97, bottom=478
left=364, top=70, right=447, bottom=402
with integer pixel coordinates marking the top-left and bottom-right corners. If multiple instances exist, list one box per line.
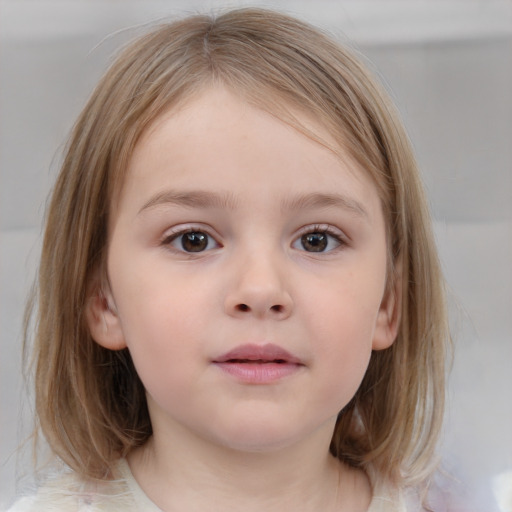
left=10, top=7, right=449, bottom=511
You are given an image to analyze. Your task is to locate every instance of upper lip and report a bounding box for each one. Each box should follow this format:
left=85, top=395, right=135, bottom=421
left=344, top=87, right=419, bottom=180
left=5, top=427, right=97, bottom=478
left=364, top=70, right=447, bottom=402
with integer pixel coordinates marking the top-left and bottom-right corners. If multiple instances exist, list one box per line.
left=213, top=343, right=303, bottom=365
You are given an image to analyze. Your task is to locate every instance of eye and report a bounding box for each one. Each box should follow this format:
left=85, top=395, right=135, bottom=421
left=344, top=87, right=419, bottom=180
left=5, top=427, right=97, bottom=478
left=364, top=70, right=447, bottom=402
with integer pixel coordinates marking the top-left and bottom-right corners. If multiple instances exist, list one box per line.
left=292, top=227, right=344, bottom=253
left=163, top=229, right=219, bottom=253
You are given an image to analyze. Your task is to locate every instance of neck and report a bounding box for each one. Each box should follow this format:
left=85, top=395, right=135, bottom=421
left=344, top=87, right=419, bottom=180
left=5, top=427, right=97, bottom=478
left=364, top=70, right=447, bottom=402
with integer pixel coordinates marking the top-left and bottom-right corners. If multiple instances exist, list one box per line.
left=128, top=420, right=371, bottom=512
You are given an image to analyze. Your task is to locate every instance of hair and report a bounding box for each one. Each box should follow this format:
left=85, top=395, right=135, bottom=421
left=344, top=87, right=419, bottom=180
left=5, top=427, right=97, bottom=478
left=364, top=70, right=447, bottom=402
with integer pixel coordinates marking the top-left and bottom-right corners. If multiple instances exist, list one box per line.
left=26, top=7, right=449, bottom=491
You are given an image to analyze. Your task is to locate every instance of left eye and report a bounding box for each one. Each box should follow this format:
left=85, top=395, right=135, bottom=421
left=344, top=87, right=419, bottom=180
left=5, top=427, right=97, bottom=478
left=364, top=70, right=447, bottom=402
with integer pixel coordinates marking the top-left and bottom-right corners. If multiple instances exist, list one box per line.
left=164, top=230, right=219, bottom=253
left=293, top=230, right=342, bottom=253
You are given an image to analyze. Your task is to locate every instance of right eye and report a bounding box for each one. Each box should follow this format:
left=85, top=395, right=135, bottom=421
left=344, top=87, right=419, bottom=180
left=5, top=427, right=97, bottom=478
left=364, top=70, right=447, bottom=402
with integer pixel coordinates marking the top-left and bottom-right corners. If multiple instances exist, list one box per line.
left=163, top=230, right=219, bottom=253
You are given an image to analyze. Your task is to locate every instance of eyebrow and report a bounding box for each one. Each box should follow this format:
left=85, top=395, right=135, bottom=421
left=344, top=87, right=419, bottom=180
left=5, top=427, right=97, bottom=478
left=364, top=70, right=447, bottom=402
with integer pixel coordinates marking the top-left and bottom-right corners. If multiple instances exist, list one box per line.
left=138, top=189, right=368, bottom=219
left=139, top=190, right=239, bottom=214
left=282, top=192, right=368, bottom=218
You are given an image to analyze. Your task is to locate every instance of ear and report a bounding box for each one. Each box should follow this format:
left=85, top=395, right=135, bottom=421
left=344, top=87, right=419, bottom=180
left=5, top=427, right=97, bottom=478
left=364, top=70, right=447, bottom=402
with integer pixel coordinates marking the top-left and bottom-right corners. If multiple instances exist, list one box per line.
left=85, top=282, right=126, bottom=351
left=372, top=263, right=402, bottom=351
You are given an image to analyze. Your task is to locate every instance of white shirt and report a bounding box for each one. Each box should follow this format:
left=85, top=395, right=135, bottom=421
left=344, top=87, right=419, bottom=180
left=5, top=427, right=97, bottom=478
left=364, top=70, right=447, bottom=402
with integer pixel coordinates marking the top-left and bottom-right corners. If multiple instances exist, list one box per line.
left=7, top=458, right=411, bottom=511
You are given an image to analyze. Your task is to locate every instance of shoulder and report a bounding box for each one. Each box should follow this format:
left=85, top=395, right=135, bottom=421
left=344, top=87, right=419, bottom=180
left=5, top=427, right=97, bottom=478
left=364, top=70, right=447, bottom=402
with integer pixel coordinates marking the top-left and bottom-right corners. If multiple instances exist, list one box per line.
left=5, top=496, right=37, bottom=512
left=6, top=464, right=138, bottom=512
left=367, top=469, right=424, bottom=512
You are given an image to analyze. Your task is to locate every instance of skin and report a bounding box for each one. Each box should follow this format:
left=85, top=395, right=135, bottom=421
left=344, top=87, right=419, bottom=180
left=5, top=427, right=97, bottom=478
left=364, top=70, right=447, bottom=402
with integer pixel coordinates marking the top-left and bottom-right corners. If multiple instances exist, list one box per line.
left=87, top=87, right=400, bottom=511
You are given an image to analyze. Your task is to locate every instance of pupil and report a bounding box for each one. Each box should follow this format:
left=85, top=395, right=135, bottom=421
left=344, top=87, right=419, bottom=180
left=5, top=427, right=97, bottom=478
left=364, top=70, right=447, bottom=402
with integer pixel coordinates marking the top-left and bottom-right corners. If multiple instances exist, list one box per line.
left=302, top=232, right=327, bottom=252
left=182, top=232, right=208, bottom=252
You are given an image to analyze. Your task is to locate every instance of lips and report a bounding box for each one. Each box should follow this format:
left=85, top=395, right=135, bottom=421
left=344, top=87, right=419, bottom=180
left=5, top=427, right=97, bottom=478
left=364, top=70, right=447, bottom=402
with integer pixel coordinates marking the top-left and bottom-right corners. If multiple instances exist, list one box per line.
left=212, top=343, right=304, bottom=384
left=213, top=343, right=302, bottom=364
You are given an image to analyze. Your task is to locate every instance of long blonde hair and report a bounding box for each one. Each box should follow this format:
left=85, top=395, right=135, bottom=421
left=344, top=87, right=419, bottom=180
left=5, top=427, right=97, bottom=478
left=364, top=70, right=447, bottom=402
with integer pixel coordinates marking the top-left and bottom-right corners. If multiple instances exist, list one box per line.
left=27, top=7, right=449, bottom=489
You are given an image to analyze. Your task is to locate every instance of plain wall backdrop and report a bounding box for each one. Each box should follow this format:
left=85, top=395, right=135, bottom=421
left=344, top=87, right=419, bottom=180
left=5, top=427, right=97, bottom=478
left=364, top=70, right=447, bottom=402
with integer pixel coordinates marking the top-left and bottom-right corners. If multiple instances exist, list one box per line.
left=1, top=1, right=511, bottom=510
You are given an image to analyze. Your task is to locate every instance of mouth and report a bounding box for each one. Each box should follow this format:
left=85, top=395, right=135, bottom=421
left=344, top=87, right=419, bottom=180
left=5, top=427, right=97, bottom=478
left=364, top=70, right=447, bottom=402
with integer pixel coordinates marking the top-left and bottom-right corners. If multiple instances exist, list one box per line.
left=222, top=358, right=289, bottom=364
left=212, top=344, right=304, bottom=384
left=213, top=343, right=303, bottom=365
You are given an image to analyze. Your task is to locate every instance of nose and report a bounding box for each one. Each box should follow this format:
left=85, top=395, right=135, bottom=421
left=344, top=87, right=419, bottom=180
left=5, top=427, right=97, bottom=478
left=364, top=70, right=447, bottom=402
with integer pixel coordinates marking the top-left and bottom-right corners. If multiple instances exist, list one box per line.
left=224, top=252, right=293, bottom=320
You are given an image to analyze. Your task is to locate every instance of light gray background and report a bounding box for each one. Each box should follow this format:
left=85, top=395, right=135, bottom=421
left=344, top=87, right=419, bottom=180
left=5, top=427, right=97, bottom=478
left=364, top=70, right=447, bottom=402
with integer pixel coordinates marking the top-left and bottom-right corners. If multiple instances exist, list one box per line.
left=1, top=1, right=511, bottom=510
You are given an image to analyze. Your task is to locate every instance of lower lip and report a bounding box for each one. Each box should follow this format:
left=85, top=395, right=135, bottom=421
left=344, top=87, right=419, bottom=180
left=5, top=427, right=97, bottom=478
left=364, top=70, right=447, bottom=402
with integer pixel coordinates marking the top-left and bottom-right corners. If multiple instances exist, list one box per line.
left=214, top=362, right=302, bottom=384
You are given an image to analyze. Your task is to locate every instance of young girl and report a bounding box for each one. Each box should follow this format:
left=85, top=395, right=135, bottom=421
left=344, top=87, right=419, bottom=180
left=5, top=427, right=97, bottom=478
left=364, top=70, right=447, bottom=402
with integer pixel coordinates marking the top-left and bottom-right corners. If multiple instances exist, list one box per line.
left=11, top=7, right=449, bottom=511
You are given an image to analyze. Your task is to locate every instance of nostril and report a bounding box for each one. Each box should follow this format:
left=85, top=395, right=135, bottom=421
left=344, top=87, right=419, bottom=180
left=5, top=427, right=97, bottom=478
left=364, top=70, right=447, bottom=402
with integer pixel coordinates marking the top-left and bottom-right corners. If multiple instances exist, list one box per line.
left=231, top=303, right=288, bottom=315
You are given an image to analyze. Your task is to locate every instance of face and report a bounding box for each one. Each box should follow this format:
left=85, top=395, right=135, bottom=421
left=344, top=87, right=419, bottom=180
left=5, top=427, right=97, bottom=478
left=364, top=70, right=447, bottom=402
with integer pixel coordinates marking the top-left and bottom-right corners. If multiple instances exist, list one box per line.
left=88, top=87, right=398, bottom=454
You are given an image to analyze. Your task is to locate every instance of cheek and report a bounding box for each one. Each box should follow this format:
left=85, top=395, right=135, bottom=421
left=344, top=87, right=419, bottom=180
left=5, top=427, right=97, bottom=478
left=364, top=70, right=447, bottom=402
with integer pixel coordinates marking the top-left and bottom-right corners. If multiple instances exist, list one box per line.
left=301, top=273, right=383, bottom=400
left=120, top=302, right=206, bottom=413
left=305, top=270, right=383, bottom=348
left=111, top=268, right=210, bottom=385
left=113, top=256, right=208, bottom=335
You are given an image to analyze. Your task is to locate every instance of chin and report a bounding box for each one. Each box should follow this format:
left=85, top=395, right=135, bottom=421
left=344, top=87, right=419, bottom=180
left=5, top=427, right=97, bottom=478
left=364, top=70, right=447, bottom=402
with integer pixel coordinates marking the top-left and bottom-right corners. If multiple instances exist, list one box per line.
left=203, top=414, right=328, bottom=455
left=216, top=434, right=304, bottom=455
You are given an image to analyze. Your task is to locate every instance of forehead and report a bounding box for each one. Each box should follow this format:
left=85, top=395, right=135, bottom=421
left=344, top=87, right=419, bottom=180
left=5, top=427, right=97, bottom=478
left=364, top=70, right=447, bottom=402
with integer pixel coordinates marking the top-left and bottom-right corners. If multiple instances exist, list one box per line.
left=112, top=86, right=382, bottom=225
left=129, top=86, right=366, bottom=186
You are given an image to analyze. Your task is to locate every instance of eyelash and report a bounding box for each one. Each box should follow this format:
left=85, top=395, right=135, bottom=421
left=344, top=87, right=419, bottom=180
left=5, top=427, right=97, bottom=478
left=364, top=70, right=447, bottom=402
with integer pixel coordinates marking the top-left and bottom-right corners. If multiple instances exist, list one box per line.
left=160, top=224, right=347, bottom=254
left=293, top=224, right=347, bottom=253
left=161, top=226, right=221, bottom=254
